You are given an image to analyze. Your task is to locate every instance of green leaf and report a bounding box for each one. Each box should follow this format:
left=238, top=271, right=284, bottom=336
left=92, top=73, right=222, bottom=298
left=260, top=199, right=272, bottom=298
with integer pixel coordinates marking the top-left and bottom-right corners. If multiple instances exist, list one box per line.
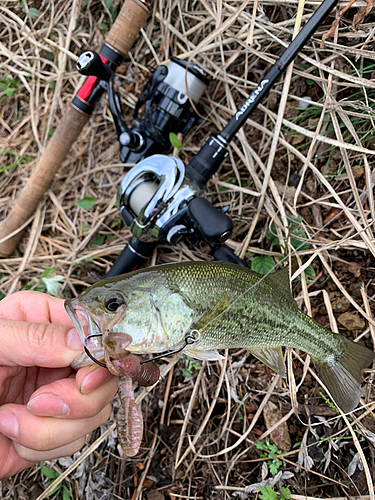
left=259, top=486, right=277, bottom=500
left=42, top=267, right=55, bottom=279
left=62, top=485, right=71, bottom=500
left=6, top=88, right=14, bottom=98
left=256, top=445, right=265, bottom=453
left=266, top=215, right=309, bottom=251
left=46, top=480, right=61, bottom=496
left=28, top=7, right=39, bottom=18
left=42, top=465, right=59, bottom=479
left=280, top=486, right=291, bottom=500
left=251, top=255, right=274, bottom=275
left=41, top=275, right=64, bottom=297
left=268, top=443, right=280, bottom=454
left=296, top=264, right=315, bottom=283
left=169, top=132, right=182, bottom=149
left=91, top=235, right=105, bottom=247
left=182, top=368, right=192, bottom=378
left=76, top=196, right=97, bottom=210
left=269, top=457, right=282, bottom=475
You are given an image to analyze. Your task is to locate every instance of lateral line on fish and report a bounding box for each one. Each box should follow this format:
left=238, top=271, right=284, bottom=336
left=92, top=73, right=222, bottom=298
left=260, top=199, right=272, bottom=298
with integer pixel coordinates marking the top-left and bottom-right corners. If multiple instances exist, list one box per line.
left=194, top=192, right=375, bottom=335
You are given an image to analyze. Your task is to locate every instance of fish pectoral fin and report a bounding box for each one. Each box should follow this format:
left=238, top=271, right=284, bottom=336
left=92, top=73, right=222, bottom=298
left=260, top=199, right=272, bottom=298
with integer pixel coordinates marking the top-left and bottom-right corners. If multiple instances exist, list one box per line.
left=247, top=346, right=286, bottom=378
left=194, top=293, right=229, bottom=330
left=183, top=348, right=225, bottom=361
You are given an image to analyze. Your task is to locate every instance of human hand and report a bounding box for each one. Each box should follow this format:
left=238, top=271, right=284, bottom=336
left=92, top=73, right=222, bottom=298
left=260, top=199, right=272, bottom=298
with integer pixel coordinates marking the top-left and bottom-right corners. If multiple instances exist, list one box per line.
left=0, top=291, right=118, bottom=479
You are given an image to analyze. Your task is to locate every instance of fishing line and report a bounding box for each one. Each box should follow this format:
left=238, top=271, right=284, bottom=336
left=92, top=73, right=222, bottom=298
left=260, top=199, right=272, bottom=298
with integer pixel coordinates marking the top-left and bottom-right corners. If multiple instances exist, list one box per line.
left=140, top=330, right=199, bottom=364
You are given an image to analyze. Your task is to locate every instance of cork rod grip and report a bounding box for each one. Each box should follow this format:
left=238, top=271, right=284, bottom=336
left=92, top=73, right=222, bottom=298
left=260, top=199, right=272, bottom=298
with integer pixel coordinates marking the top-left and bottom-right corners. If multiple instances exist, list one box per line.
left=105, top=0, right=149, bottom=58
left=0, top=0, right=150, bottom=257
left=0, top=107, right=89, bottom=256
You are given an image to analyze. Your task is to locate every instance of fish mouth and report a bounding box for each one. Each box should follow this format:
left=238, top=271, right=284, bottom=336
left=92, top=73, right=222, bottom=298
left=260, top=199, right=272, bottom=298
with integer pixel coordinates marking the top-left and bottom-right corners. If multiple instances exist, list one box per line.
left=64, top=298, right=102, bottom=349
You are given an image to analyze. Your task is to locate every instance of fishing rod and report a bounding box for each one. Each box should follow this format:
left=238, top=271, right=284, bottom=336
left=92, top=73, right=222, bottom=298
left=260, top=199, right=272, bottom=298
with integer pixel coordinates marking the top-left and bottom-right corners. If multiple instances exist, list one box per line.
left=0, top=0, right=150, bottom=257
left=106, top=0, right=340, bottom=277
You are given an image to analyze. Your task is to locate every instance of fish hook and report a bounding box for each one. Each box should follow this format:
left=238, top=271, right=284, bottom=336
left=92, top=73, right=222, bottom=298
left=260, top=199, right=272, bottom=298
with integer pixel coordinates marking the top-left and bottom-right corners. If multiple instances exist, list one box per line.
left=84, top=333, right=107, bottom=368
left=140, top=329, right=200, bottom=364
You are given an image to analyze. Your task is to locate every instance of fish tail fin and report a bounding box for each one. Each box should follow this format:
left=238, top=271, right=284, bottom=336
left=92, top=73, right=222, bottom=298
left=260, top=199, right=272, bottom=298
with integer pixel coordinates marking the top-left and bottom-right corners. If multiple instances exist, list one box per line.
left=313, top=337, right=374, bottom=413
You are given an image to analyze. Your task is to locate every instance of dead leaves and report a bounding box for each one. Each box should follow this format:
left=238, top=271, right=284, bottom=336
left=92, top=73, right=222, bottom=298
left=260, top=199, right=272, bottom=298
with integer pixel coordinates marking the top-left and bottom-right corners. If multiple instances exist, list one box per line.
left=263, top=401, right=292, bottom=451
left=320, top=0, right=373, bottom=48
left=353, top=0, right=374, bottom=29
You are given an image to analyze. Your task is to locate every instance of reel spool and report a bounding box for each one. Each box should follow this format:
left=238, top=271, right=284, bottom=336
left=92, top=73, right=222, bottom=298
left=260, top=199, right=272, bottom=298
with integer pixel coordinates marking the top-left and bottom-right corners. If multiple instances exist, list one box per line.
left=117, top=154, right=196, bottom=242
left=119, top=57, right=209, bottom=163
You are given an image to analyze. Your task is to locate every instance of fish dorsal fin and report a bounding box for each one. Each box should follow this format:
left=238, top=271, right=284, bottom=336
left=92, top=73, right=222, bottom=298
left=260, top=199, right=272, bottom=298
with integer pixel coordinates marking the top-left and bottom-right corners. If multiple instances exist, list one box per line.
left=266, top=266, right=291, bottom=293
left=194, top=293, right=229, bottom=331
left=247, top=346, right=286, bottom=378
left=184, top=348, right=225, bottom=361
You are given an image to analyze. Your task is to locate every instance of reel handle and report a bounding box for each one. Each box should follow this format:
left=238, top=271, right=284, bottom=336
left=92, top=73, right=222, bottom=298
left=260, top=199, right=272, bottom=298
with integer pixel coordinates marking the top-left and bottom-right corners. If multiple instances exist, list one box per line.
left=0, top=0, right=149, bottom=257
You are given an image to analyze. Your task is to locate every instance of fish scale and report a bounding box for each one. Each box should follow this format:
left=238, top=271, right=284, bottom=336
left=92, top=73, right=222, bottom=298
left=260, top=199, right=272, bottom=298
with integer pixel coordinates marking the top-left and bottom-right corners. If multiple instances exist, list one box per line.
left=65, top=260, right=374, bottom=413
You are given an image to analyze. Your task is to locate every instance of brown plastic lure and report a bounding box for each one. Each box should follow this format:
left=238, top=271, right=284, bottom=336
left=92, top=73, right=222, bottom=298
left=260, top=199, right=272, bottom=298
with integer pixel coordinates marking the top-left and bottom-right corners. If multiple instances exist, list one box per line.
left=102, top=331, right=160, bottom=456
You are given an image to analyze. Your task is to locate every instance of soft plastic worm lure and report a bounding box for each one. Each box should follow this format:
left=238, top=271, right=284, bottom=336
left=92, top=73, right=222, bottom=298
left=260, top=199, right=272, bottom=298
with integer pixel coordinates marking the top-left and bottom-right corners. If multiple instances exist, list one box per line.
left=102, top=331, right=160, bottom=456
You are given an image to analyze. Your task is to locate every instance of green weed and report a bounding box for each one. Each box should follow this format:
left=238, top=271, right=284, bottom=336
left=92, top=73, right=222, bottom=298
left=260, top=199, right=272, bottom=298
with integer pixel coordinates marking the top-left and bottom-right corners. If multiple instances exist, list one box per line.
left=0, top=75, right=19, bottom=98
left=0, top=147, right=34, bottom=174
left=253, top=215, right=315, bottom=282
left=41, top=464, right=71, bottom=498
left=256, top=438, right=283, bottom=476
left=259, top=485, right=291, bottom=500
left=181, top=354, right=201, bottom=378
left=76, top=196, right=97, bottom=210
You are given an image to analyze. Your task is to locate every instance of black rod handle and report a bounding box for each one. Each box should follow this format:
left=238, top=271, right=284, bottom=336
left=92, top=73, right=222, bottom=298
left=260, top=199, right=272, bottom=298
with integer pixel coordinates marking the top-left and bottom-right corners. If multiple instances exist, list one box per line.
left=105, top=236, right=157, bottom=277
left=212, top=245, right=247, bottom=267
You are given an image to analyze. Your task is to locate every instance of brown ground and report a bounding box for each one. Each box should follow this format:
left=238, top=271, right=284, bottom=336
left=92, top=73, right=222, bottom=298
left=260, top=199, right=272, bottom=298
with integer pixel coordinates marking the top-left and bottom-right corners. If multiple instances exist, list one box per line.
left=1, top=0, right=375, bottom=498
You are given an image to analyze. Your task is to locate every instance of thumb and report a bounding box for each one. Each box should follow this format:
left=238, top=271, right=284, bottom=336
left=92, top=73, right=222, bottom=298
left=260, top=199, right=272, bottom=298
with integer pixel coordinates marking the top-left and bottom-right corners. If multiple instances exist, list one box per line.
left=0, top=319, right=84, bottom=368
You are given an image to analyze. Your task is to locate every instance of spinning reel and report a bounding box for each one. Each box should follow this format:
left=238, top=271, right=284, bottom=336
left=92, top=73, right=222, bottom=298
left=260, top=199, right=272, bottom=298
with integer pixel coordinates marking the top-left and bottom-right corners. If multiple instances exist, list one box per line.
left=76, top=53, right=209, bottom=163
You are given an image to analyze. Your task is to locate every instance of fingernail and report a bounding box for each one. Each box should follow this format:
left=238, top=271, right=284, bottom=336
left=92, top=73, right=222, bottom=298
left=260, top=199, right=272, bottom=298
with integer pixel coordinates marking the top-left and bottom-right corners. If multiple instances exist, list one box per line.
left=80, top=367, right=113, bottom=394
left=0, top=409, right=19, bottom=439
left=27, top=394, right=70, bottom=417
left=67, top=328, right=84, bottom=350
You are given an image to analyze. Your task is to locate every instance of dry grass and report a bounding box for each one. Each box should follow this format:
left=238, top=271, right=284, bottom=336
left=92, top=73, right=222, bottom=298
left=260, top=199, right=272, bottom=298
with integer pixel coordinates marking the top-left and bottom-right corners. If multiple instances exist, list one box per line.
left=1, top=0, right=375, bottom=498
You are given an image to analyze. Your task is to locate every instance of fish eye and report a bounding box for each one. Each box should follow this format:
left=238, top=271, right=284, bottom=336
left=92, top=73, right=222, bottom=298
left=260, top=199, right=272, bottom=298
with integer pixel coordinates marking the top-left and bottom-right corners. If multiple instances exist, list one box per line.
left=104, top=293, right=125, bottom=312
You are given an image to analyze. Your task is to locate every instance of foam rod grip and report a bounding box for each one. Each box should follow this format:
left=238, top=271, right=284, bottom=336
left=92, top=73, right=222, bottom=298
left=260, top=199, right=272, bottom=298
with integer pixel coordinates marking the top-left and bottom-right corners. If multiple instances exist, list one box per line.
left=0, top=106, right=89, bottom=256
left=105, top=0, right=149, bottom=58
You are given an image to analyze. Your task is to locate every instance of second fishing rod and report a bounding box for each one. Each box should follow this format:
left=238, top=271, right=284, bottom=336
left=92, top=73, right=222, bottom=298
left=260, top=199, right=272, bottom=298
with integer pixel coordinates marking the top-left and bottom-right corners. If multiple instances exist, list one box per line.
left=106, top=0, right=340, bottom=277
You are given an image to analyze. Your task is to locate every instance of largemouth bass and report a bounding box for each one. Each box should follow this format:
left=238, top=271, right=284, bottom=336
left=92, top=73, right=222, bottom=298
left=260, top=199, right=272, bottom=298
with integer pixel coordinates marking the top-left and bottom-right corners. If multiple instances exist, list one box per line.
left=65, top=261, right=374, bottom=413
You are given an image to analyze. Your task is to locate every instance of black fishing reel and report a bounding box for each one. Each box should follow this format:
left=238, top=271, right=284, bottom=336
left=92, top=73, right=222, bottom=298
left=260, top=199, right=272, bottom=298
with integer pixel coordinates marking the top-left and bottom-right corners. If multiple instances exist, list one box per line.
left=117, top=154, right=234, bottom=243
left=107, top=153, right=244, bottom=277
left=76, top=52, right=209, bottom=163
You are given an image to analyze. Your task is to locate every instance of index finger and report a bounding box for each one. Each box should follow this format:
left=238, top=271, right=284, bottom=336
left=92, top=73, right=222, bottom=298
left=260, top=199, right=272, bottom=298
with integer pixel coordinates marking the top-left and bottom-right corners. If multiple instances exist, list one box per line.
left=0, top=291, right=72, bottom=325
left=0, top=319, right=83, bottom=367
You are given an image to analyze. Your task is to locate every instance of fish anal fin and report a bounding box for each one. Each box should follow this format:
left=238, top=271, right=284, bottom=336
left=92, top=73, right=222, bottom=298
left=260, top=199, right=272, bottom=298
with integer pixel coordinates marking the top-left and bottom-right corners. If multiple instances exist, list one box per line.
left=247, top=346, right=286, bottom=378
left=194, top=293, right=229, bottom=331
left=184, top=348, right=225, bottom=361
left=313, top=337, right=374, bottom=413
